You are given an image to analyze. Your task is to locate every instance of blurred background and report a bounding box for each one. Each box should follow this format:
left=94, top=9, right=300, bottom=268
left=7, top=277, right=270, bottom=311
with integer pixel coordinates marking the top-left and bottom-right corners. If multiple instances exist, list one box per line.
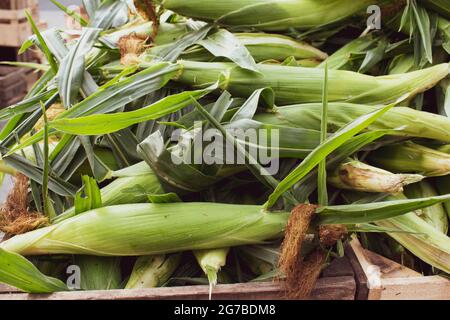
left=39, top=0, right=81, bottom=28
left=0, top=0, right=83, bottom=202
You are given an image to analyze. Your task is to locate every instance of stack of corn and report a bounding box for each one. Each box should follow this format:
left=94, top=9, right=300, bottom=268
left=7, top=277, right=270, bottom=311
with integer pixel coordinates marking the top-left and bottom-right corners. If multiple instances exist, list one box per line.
left=0, top=0, right=448, bottom=297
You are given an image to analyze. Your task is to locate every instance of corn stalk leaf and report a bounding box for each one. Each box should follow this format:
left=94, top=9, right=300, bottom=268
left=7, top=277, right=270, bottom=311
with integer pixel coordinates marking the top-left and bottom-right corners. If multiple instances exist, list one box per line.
left=89, top=0, right=128, bottom=29
left=49, top=86, right=215, bottom=135
left=0, top=248, right=68, bottom=293
left=198, top=29, right=259, bottom=73
left=1, top=150, right=78, bottom=196
left=82, top=0, right=101, bottom=18
left=25, top=11, right=58, bottom=73
left=57, top=28, right=101, bottom=108
left=317, top=194, right=450, bottom=225
left=78, top=136, right=112, bottom=181
left=293, top=130, right=395, bottom=202
left=6, top=63, right=180, bottom=155
left=0, top=61, right=49, bottom=71
left=0, top=90, right=58, bottom=122
left=155, top=24, right=213, bottom=62
left=318, top=64, right=328, bottom=206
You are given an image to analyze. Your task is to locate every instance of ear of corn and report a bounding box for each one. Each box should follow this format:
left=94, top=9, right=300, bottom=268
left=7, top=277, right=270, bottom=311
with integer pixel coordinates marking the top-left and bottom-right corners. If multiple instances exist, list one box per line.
left=254, top=103, right=450, bottom=142
left=370, top=141, right=450, bottom=176
left=376, top=211, right=450, bottom=274
left=158, top=0, right=381, bottom=31
left=125, top=254, right=181, bottom=289
left=328, top=159, right=424, bottom=193
left=177, top=33, right=327, bottom=63
left=52, top=161, right=163, bottom=223
left=0, top=203, right=289, bottom=256
left=194, top=248, right=229, bottom=299
left=176, top=61, right=449, bottom=105
left=404, top=181, right=449, bottom=234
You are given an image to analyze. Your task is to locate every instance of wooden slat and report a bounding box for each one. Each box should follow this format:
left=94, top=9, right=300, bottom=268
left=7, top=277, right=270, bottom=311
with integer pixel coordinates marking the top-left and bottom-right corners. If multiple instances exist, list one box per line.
left=345, top=245, right=369, bottom=300
left=349, top=238, right=450, bottom=300
left=0, top=21, right=30, bottom=46
left=0, top=3, right=37, bottom=21
left=374, top=276, right=450, bottom=300
left=0, top=284, right=20, bottom=294
left=0, top=277, right=356, bottom=301
left=0, top=8, right=26, bottom=20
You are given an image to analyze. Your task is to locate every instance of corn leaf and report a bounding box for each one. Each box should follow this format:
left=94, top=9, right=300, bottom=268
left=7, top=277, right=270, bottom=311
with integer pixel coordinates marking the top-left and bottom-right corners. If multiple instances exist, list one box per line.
left=198, top=29, right=259, bottom=72
left=78, top=136, right=112, bottom=181
left=1, top=151, right=78, bottom=196
left=6, top=63, right=180, bottom=155
left=82, top=0, right=101, bottom=18
left=265, top=102, right=398, bottom=208
left=57, top=28, right=101, bottom=108
left=25, top=11, right=58, bottom=73
left=317, top=194, right=450, bottom=225
left=318, top=64, right=328, bottom=206
left=0, top=248, right=67, bottom=293
left=155, top=24, right=213, bottom=62
left=49, top=86, right=214, bottom=135
left=89, top=0, right=128, bottom=29
left=0, top=90, right=58, bottom=122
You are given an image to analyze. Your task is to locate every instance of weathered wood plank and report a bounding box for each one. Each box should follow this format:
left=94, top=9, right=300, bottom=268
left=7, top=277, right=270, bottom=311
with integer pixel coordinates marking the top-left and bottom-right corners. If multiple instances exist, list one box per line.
left=349, top=238, right=450, bottom=300
left=375, top=276, right=450, bottom=300
left=0, top=277, right=356, bottom=300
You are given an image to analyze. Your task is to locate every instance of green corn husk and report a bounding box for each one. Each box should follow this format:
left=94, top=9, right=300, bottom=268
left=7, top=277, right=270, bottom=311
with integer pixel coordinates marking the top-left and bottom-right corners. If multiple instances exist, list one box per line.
left=254, top=103, right=450, bottom=142
left=1, top=203, right=289, bottom=256
left=370, top=141, right=450, bottom=176
left=177, top=33, right=328, bottom=63
left=125, top=254, right=181, bottom=289
left=388, top=54, right=417, bottom=75
left=176, top=61, right=449, bottom=105
left=404, top=181, right=448, bottom=233
left=239, top=244, right=280, bottom=276
left=157, top=0, right=383, bottom=31
left=52, top=161, right=163, bottom=223
left=74, top=256, right=122, bottom=290
left=319, top=34, right=385, bottom=71
left=329, top=159, right=424, bottom=193
left=376, top=211, right=450, bottom=274
left=194, top=248, right=229, bottom=298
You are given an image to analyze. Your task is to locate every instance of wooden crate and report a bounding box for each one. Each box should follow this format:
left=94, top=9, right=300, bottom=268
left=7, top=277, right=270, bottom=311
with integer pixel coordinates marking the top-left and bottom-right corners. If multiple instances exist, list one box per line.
left=0, top=0, right=37, bottom=10
left=0, top=256, right=357, bottom=300
left=347, top=238, right=450, bottom=300
left=0, top=65, right=27, bottom=107
left=0, top=0, right=40, bottom=47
